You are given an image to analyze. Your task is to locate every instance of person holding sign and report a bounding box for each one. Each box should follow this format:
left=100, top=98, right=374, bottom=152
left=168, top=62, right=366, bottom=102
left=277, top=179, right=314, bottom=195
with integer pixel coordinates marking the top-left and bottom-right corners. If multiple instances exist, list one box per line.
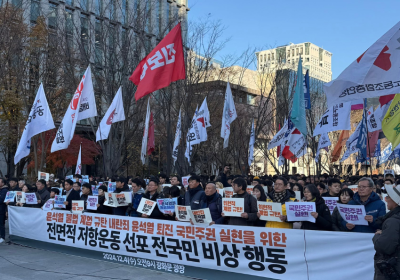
left=0, top=178, right=8, bottom=243
left=36, top=179, right=49, bottom=207
left=127, top=178, right=145, bottom=217
left=222, top=178, right=258, bottom=226
left=97, top=185, right=113, bottom=215
left=139, top=177, right=164, bottom=219
left=301, top=185, right=332, bottom=231
left=112, top=177, right=130, bottom=216
left=80, top=183, right=93, bottom=212
left=184, top=175, right=207, bottom=210
left=373, top=184, right=400, bottom=280
left=262, top=177, right=297, bottom=229
left=253, top=185, right=267, bottom=227
left=64, top=179, right=81, bottom=211
left=23, top=185, right=41, bottom=208
left=343, top=178, right=386, bottom=233
left=204, top=183, right=224, bottom=225
left=332, top=188, right=354, bottom=231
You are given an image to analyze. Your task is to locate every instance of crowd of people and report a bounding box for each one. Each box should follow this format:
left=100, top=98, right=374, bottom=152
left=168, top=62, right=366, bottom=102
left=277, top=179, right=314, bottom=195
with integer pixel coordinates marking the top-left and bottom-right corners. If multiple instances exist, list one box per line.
left=1, top=167, right=400, bottom=279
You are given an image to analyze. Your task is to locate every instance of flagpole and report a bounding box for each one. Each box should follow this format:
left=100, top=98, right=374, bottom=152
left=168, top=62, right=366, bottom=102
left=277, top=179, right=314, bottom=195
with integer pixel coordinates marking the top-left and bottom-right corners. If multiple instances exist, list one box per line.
left=363, top=99, right=372, bottom=177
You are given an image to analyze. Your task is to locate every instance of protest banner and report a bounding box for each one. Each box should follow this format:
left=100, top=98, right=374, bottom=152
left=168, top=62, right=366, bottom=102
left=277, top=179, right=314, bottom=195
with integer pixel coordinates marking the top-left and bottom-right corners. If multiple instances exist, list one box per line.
left=15, top=191, right=25, bottom=204
left=246, top=185, right=254, bottom=195
left=217, top=188, right=224, bottom=197
left=43, top=199, right=54, bottom=211
left=189, top=208, right=212, bottom=225
left=137, top=198, right=156, bottom=215
left=257, top=202, right=282, bottom=222
left=54, top=195, right=66, bottom=208
left=337, top=204, right=368, bottom=226
left=104, top=192, right=131, bottom=207
left=4, top=191, right=16, bottom=203
left=224, top=187, right=234, bottom=198
left=25, top=193, right=38, bottom=204
left=82, top=175, right=89, bottom=183
left=182, top=176, right=190, bottom=187
left=87, top=196, right=98, bottom=210
left=175, top=205, right=191, bottom=221
left=294, top=191, right=301, bottom=202
left=8, top=206, right=375, bottom=280
left=38, top=171, right=50, bottom=181
left=222, top=198, right=244, bottom=217
left=108, top=182, right=116, bottom=193
left=286, top=202, right=316, bottom=223
left=322, top=197, right=339, bottom=214
left=72, top=200, right=84, bottom=214
left=157, top=198, right=177, bottom=214
left=348, top=185, right=358, bottom=193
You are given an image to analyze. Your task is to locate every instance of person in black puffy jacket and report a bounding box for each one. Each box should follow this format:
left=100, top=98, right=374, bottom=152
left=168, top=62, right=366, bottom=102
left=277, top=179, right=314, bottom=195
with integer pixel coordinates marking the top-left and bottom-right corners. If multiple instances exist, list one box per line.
left=301, top=184, right=332, bottom=231
left=138, top=177, right=164, bottom=220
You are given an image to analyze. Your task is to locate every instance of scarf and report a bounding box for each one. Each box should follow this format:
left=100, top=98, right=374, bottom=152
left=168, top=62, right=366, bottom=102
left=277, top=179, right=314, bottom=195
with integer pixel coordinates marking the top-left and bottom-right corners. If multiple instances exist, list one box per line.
left=206, top=192, right=217, bottom=203
left=273, top=190, right=287, bottom=203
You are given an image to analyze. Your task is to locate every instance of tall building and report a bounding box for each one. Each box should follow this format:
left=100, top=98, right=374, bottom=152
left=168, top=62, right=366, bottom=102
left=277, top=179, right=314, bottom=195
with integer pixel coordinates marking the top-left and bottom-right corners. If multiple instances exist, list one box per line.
left=256, top=42, right=332, bottom=83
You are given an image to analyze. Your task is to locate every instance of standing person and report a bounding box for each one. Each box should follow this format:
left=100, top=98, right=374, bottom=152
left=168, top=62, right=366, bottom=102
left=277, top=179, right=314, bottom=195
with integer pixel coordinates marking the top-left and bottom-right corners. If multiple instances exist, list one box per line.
left=253, top=185, right=267, bottom=227
left=204, top=183, right=224, bottom=225
left=80, top=183, right=92, bottom=208
left=113, top=177, right=130, bottom=216
left=64, top=179, right=81, bottom=211
left=159, top=173, right=168, bottom=185
left=332, top=188, right=354, bottom=231
left=343, top=177, right=386, bottom=233
left=127, top=178, right=145, bottom=217
left=261, top=177, right=297, bottom=229
left=139, top=178, right=164, bottom=219
left=0, top=178, right=8, bottom=243
left=219, top=165, right=231, bottom=187
left=96, top=185, right=112, bottom=214
left=223, top=178, right=258, bottom=226
left=184, top=175, right=207, bottom=210
left=16, top=184, right=29, bottom=207
left=322, top=179, right=341, bottom=197
left=36, top=179, right=50, bottom=207
left=302, top=184, right=332, bottom=231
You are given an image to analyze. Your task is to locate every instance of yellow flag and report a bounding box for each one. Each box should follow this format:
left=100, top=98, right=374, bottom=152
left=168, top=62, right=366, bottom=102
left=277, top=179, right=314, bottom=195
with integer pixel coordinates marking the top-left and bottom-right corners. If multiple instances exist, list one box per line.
left=382, top=94, right=400, bottom=150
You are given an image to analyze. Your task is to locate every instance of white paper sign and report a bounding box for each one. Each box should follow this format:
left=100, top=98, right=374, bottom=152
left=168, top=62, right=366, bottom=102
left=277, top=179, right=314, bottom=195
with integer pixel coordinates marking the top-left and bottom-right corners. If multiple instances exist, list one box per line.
left=182, top=176, right=190, bottom=187
left=294, top=191, right=301, bottom=202
left=217, top=188, right=224, bottom=197
left=348, top=185, right=358, bottom=194
left=15, top=192, right=25, bottom=203
left=104, top=192, right=131, bottom=207
left=286, top=202, right=316, bottom=223
left=222, top=198, right=244, bottom=217
left=87, top=196, right=98, bottom=210
left=257, top=201, right=282, bottom=222
left=175, top=205, right=191, bottom=221
left=263, top=186, right=270, bottom=195
left=189, top=208, right=213, bottom=225
left=382, top=194, right=389, bottom=213
left=323, top=197, right=339, bottom=214
left=224, top=187, right=234, bottom=198
left=337, top=203, right=368, bottom=226
left=4, top=192, right=16, bottom=203
left=137, top=198, right=156, bottom=215
left=54, top=195, right=66, bottom=208
left=43, top=199, right=54, bottom=211
left=246, top=185, right=254, bottom=195
left=25, top=193, right=38, bottom=204
left=72, top=200, right=84, bottom=214
left=38, top=171, right=50, bottom=181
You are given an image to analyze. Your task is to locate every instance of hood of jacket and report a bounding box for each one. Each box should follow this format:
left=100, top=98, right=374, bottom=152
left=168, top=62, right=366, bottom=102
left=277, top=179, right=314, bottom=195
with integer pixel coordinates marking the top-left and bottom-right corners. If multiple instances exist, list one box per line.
left=133, top=188, right=145, bottom=195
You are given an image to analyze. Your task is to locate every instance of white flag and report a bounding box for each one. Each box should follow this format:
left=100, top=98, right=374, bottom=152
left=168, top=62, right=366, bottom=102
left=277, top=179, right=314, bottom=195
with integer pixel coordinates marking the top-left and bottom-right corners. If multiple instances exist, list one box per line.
left=75, top=144, right=82, bottom=175
left=172, top=108, right=182, bottom=165
left=341, top=121, right=362, bottom=162
left=199, top=97, right=211, bottom=127
left=141, top=99, right=151, bottom=165
left=96, top=87, right=125, bottom=141
left=315, top=133, right=331, bottom=163
left=51, top=66, right=97, bottom=152
left=286, top=130, right=307, bottom=159
left=14, top=83, right=55, bottom=164
left=313, top=102, right=351, bottom=136
left=324, top=21, right=400, bottom=106
left=185, top=140, right=192, bottom=166
left=186, top=106, right=202, bottom=145
left=221, top=82, right=237, bottom=148
left=248, top=119, right=255, bottom=167
left=268, top=119, right=288, bottom=150
left=366, top=106, right=383, bottom=132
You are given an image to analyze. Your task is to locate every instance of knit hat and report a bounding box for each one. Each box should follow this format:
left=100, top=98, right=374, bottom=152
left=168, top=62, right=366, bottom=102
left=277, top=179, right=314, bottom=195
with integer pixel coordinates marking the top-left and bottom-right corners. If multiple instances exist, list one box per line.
left=386, top=184, right=400, bottom=206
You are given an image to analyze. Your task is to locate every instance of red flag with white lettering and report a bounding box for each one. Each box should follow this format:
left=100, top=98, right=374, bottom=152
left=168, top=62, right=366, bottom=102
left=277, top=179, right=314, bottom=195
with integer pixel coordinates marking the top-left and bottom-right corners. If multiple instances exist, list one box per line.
left=129, top=23, right=186, bottom=101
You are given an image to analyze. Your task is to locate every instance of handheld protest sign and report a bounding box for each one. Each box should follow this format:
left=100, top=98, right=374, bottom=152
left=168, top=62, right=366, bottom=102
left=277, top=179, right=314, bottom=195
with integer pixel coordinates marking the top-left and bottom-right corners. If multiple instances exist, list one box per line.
left=294, top=191, right=301, bottom=202
left=87, top=196, right=98, bottom=210
left=71, top=200, right=84, bottom=214
left=137, top=198, right=156, bottom=215
left=246, top=185, right=254, bottom=195
left=107, top=182, right=116, bottom=193
left=224, top=187, right=234, bottom=198
left=182, top=176, right=190, bottom=187
left=43, top=199, right=54, bottom=211
left=286, top=202, right=316, bottom=223
left=348, top=185, right=358, bottom=193
left=175, top=205, right=191, bottom=221
left=38, top=171, right=50, bottom=181
left=157, top=197, right=177, bottom=214
left=25, top=193, right=38, bottom=204
left=257, top=201, right=282, bottom=222
left=322, top=197, right=339, bottom=214
left=222, top=198, right=244, bottom=217
left=337, top=203, right=368, bottom=226
left=189, top=208, right=212, bottom=225
left=54, top=195, right=66, bottom=208
left=4, top=191, right=16, bottom=203
left=217, top=188, right=224, bottom=197
left=82, top=175, right=89, bottom=183
left=15, top=192, right=25, bottom=203
left=91, top=185, right=98, bottom=196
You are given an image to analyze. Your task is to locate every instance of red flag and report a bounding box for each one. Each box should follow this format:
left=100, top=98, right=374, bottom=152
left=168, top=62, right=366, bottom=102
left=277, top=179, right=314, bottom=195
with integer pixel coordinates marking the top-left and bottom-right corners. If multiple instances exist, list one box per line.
left=367, top=130, right=380, bottom=157
left=379, top=94, right=395, bottom=106
left=147, top=113, right=155, bottom=155
left=129, top=23, right=186, bottom=101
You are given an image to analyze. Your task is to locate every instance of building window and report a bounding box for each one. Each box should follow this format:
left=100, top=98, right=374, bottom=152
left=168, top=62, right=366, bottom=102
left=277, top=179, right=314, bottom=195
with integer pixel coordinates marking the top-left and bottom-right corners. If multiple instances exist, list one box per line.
left=121, top=0, right=127, bottom=25
left=81, top=14, right=88, bottom=53
left=31, top=0, right=40, bottom=23
left=94, top=0, right=102, bottom=15
left=95, top=19, right=102, bottom=65
left=263, top=54, right=266, bottom=61
left=156, top=0, right=162, bottom=36
left=268, top=54, right=270, bottom=61
left=65, top=0, right=73, bottom=6
left=65, top=8, right=74, bottom=35
left=272, top=53, right=274, bottom=60
left=48, top=3, right=57, bottom=29
left=165, top=0, right=170, bottom=29
left=291, top=49, right=294, bottom=56
left=287, top=50, right=290, bottom=57
left=80, top=0, right=88, bottom=11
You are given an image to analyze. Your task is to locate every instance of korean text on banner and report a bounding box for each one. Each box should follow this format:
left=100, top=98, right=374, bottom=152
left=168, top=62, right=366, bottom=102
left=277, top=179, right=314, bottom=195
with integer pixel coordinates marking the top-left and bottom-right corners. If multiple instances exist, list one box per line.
left=257, top=202, right=283, bottom=222
left=137, top=198, right=156, bottom=216
left=286, top=202, right=316, bottom=223
left=222, top=198, right=244, bottom=217
left=189, top=208, right=212, bottom=225
left=322, top=197, right=339, bottom=214
left=175, top=205, right=191, bottom=221
left=157, top=198, right=177, bottom=214
left=87, top=196, right=98, bottom=210
left=337, top=204, right=368, bottom=226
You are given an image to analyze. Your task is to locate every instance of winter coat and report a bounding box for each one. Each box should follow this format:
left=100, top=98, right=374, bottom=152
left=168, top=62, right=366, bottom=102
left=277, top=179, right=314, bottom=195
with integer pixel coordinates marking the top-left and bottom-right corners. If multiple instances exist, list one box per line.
left=219, top=172, right=229, bottom=187
left=265, top=190, right=297, bottom=229
left=66, top=189, right=81, bottom=211
left=139, top=192, right=165, bottom=220
left=113, top=185, right=130, bottom=216
left=37, top=188, right=50, bottom=207
left=301, top=197, right=332, bottom=231
left=206, top=193, right=224, bottom=224
left=0, top=187, right=8, bottom=215
left=342, top=192, right=386, bottom=233
left=97, top=195, right=113, bottom=215
left=184, top=186, right=207, bottom=210
left=373, top=207, right=400, bottom=280
left=128, top=189, right=145, bottom=217
left=227, top=191, right=258, bottom=226
left=332, top=206, right=348, bottom=231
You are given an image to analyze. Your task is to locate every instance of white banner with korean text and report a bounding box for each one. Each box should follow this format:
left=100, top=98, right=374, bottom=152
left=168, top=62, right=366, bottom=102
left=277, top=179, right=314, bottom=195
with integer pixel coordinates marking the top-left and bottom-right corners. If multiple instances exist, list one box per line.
left=8, top=207, right=374, bottom=280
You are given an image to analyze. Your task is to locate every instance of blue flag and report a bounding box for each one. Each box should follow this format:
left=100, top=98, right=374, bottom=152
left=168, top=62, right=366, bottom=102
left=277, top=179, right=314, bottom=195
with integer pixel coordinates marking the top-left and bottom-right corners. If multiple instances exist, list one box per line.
left=290, top=57, right=307, bottom=137
left=356, top=112, right=368, bottom=160
left=304, top=70, right=311, bottom=109
left=379, top=143, right=393, bottom=164
left=374, top=139, right=381, bottom=158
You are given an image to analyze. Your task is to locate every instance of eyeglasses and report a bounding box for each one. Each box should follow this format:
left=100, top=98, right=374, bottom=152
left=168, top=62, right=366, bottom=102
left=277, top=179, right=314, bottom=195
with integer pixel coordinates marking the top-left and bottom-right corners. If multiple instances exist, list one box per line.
left=358, top=186, right=371, bottom=190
